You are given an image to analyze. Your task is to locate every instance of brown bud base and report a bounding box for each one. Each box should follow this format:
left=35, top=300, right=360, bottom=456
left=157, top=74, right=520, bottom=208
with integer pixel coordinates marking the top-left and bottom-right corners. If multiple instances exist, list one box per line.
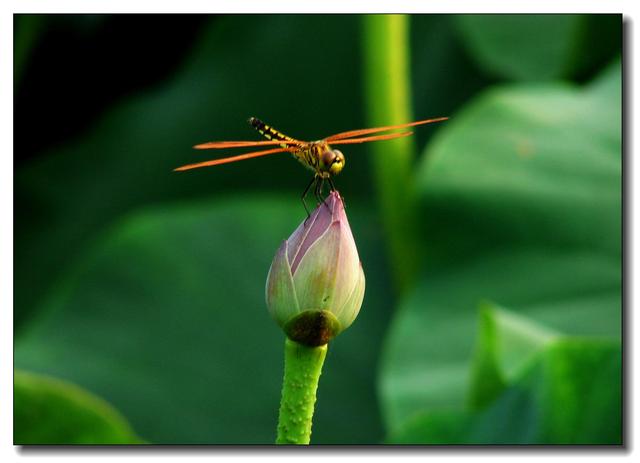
left=284, top=310, right=341, bottom=347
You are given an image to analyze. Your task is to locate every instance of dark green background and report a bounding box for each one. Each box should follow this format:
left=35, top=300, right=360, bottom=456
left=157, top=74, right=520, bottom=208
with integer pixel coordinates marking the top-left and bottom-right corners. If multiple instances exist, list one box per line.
left=14, top=14, right=622, bottom=444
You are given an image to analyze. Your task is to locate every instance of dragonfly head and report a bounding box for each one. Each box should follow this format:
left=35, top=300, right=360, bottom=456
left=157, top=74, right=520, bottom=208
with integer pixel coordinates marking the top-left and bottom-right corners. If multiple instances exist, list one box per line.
left=321, top=149, right=345, bottom=176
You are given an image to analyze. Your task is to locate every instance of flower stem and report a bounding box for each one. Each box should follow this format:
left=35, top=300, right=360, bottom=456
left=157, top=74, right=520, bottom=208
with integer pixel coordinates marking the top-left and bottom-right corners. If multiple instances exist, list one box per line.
left=362, top=14, right=420, bottom=295
left=276, top=338, right=327, bottom=444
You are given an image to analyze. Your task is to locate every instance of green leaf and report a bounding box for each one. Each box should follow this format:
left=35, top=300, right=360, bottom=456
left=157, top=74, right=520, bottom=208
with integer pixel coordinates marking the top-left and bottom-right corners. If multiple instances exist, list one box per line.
left=386, top=410, right=472, bottom=444
left=381, top=250, right=620, bottom=431
left=416, top=76, right=621, bottom=265
left=468, top=338, right=621, bottom=444
left=14, top=195, right=393, bottom=444
left=379, top=61, right=621, bottom=438
left=14, top=370, right=141, bottom=444
left=468, top=302, right=559, bottom=410
left=455, top=15, right=621, bottom=81
left=538, top=339, right=622, bottom=444
left=387, top=318, right=622, bottom=444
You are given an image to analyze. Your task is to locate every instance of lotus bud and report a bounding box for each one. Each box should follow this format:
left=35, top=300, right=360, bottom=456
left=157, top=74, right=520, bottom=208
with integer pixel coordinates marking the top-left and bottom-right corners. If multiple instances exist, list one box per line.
left=265, top=191, right=366, bottom=346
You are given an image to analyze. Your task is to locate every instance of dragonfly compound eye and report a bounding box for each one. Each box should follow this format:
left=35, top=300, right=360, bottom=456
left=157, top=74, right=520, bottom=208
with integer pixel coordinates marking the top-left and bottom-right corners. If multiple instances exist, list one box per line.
left=323, top=149, right=345, bottom=175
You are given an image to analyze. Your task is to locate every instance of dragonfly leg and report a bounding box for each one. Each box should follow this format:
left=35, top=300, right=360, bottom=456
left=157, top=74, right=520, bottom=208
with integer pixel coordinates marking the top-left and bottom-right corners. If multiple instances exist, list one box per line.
left=301, top=175, right=317, bottom=219
left=316, top=178, right=333, bottom=212
left=315, top=177, right=329, bottom=208
left=327, top=176, right=345, bottom=209
left=314, top=177, right=321, bottom=204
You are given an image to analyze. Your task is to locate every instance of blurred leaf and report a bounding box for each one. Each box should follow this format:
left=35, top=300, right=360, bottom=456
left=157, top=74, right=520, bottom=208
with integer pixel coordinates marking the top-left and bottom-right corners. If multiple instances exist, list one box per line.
left=386, top=410, right=472, bottom=444
left=385, top=410, right=473, bottom=445
left=468, top=302, right=559, bottom=410
left=410, top=15, right=493, bottom=133
left=567, top=15, right=622, bottom=81
left=414, top=67, right=620, bottom=269
left=455, top=15, right=620, bottom=81
left=381, top=251, right=620, bottom=432
left=14, top=370, right=140, bottom=444
left=467, top=338, right=621, bottom=444
left=15, top=194, right=393, bottom=444
left=388, top=316, right=621, bottom=444
left=379, top=61, right=621, bottom=437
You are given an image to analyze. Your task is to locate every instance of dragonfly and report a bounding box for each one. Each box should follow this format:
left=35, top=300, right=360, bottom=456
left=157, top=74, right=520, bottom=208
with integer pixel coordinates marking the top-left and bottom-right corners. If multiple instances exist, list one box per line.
left=175, top=116, right=448, bottom=215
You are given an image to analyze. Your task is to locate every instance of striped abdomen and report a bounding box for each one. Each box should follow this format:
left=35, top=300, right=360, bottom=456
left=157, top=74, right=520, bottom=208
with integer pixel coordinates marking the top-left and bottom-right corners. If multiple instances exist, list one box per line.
left=249, top=117, right=296, bottom=146
left=248, top=117, right=327, bottom=173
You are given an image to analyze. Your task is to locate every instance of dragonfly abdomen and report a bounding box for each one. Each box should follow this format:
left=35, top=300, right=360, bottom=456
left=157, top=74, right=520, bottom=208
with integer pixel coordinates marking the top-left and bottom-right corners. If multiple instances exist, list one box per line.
left=250, top=117, right=322, bottom=173
left=249, top=117, right=296, bottom=145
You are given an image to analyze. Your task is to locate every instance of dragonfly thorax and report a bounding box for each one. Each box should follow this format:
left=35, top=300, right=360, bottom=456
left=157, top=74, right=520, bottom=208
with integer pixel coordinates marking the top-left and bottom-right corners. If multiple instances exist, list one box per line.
left=300, top=141, right=345, bottom=177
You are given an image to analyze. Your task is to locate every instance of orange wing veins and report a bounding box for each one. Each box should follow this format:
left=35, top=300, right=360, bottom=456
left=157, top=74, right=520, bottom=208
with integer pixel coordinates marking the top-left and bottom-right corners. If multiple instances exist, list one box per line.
left=178, top=117, right=448, bottom=171
left=328, top=131, right=414, bottom=145
left=325, top=117, right=448, bottom=142
left=179, top=132, right=414, bottom=171
left=174, top=147, right=290, bottom=171
left=194, top=139, right=307, bottom=149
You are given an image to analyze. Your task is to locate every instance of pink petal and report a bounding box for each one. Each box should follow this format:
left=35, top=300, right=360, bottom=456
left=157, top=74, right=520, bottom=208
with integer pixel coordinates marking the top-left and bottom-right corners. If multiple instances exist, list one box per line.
left=288, top=191, right=346, bottom=275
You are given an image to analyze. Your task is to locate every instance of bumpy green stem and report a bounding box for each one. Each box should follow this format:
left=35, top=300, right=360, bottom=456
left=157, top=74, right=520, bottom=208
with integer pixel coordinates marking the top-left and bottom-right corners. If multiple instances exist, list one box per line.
left=362, top=14, right=420, bottom=294
left=276, top=338, right=327, bottom=444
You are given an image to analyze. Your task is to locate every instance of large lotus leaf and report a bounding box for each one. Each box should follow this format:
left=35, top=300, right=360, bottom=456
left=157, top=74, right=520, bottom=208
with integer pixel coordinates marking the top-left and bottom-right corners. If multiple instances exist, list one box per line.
left=415, top=62, right=621, bottom=266
left=385, top=410, right=472, bottom=444
left=14, top=195, right=393, bottom=444
left=468, top=302, right=560, bottom=410
left=14, top=370, right=141, bottom=444
left=466, top=304, right=619, bottom=443
left=379, top=61, right=621, bottom=434
left=455, top=15, right=621, bottom=81
left=468, top=337, right=622, bottom=444
left=387, top=335, right=621, bottom=444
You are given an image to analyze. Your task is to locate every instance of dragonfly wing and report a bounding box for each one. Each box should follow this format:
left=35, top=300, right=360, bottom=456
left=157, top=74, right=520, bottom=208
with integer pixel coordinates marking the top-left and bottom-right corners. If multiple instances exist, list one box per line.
left=194, top=139, right=306, bottom=149
left=175, top=147, right=290, bottom=171
left=329, top=131, right=413, bottom=145
left=324, top=117, right=448, bottom=142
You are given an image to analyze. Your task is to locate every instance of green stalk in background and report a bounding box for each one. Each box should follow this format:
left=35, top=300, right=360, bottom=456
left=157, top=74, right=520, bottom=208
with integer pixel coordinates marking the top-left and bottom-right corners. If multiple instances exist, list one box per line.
left=362, top=15, right=421, bottom=295
left=276, top=340, right=327, bottom=444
